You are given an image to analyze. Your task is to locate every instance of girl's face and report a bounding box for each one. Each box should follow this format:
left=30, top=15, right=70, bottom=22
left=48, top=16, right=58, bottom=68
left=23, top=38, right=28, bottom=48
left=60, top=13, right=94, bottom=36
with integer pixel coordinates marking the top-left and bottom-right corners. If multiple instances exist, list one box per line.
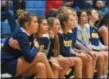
left=72, top=11, right=78, bottom=26
left=73, top=11, right=78, bottom=21
left=96, top=1, right=104, bottom=8
left=52, top=19, right=61, bottom=34
left=39, top=19, right=48, bottom=34
left=65, top=15, right=75, bottom=29
left=29, top=17, right=39, bottom=34
left=80, top=11, right=88, bottom=24
left=91, top=10, right=99, bottom=21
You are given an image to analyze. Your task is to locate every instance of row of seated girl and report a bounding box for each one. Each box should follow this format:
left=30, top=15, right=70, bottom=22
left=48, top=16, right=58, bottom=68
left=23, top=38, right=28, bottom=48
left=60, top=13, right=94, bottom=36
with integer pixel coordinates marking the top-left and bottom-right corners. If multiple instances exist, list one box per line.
left=1, top=6, right=108, bottom=79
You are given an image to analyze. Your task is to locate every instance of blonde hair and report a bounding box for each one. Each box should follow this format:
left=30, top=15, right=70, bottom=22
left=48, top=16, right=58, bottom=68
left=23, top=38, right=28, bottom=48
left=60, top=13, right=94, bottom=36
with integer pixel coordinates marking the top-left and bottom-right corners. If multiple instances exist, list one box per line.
left=17, top=9, right=27, bottom=19
left=57, top=6, right=74, bottom=19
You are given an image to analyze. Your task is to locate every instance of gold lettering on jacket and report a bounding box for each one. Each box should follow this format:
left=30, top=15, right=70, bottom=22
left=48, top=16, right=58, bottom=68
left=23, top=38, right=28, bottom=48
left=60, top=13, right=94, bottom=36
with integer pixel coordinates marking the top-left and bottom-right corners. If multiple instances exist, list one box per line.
left=91, top=33, right=98, bottom=38
left=64, top=40, right=72, bottom=47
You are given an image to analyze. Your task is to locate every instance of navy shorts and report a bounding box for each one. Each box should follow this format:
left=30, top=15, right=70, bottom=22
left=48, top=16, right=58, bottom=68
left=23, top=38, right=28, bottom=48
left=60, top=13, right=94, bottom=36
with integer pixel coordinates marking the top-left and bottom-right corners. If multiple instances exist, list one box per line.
left=1, top=59, right=18, bottom=76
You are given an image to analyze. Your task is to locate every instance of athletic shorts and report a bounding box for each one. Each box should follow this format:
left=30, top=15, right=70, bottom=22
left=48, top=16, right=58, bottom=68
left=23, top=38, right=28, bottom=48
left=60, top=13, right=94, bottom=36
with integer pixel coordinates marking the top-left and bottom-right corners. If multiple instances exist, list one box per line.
left=1, top=58, right=18, bottom=76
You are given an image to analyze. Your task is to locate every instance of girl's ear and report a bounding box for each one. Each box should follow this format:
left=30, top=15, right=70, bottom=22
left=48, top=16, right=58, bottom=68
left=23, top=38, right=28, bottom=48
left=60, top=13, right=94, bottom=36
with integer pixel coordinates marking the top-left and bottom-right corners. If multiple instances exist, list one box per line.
left=24, top=22, right=28, bottom=28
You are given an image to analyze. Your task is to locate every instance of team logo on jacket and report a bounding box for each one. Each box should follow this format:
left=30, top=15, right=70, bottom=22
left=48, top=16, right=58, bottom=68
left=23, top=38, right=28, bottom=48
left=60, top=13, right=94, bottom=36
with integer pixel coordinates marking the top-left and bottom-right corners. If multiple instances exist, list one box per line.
left=64, top=40, right=72, bottom=47
left=91, top=33, right=98, bottom=38
left=39, top=45, right=44, bottom=51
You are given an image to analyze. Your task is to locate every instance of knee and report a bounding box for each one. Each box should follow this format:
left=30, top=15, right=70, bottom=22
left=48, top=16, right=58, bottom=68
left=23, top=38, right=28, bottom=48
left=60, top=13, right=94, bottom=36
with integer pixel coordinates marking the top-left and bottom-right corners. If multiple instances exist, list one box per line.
left=62, top=58, right=70, bottom=67
left=37, top=52, right=47, bottom=59
left=36, top=62, right=46, bottom=71
left=51, top=58, right=59, bottom=64
left=90, top=51, right=97, bottom=60
left=103, top=54, right=108, bottom=61
left=97, top=54, right=104, bottom=62
left=84, top=54, right=93, bottom=62
left=75, top=58, right=82, bottom=66
left=88, top=56, right=93, bottom=62
left=63, top=58, right=69, bottom=64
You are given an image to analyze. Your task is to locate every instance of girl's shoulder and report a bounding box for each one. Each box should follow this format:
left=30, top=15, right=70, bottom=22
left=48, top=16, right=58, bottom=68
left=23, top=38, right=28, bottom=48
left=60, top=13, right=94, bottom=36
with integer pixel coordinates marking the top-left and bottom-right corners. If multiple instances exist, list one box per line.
left=12, top=28, right=29, bottom=41
left=12, top=28, right=27, bottom=36
left=38, top=33, right=50, bottom=42
left=57, top=33, right=63, bottom=40
left=73, top=27, right=78, bottom=32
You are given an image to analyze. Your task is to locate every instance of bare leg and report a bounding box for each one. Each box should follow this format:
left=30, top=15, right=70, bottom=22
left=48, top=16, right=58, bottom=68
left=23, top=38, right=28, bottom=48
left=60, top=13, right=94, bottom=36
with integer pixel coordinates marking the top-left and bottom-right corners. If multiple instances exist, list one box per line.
left=16, top=53, right=55, bottom=78
left=49, top=57, right=60, bottom=78
left=102, top=51, right=108, bottom=75
left=68, top=57, right=82, bottom=78
left=21, top=62, right=46, bottom=78
left=35, top=62, right=46, bottom=78
left=89, top=51, right=97, bottom=77
left=95, top=52, right=104, bottom=77
left=77, top=53, right=93, bottom=78
left=56, top=57, right=70, bottom=78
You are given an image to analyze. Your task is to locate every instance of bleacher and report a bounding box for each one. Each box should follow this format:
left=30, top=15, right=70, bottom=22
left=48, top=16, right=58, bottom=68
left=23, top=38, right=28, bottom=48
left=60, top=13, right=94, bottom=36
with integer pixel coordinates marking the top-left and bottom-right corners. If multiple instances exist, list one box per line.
left=26, top=0, right=46, bottom=16
left=1, top=0, right=46, bottom=47
left=1, top=20, right=11, bottom=47
left=1, top=20, right=11, bottom=36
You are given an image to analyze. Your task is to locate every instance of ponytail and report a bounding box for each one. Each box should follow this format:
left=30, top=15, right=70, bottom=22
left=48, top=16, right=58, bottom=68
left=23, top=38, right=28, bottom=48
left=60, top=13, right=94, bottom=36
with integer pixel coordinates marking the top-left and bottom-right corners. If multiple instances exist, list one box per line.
left=17, top=9, right=36, bottom=28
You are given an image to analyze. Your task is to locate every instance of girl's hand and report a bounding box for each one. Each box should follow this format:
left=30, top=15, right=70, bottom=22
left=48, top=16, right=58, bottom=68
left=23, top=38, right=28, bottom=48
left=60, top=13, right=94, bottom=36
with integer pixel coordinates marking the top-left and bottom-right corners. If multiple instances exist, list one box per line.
left=87, top=44, right=92, bottom=51
left=77, top=53, right=92, bottom=62
left=34, top=40, right=39, bottom=48
left=51, top=62, right=63, bottom=70
left=8, top=37, right=20, bottom=50
left=49, top=31, right=55, bottom=39
left=105, top=46, right=108, bottom=51
left=68, top=58, right=75, bottom=67
left=87, top=51, right=96, bottom=60
left=49, top=58, right=62, bottom=70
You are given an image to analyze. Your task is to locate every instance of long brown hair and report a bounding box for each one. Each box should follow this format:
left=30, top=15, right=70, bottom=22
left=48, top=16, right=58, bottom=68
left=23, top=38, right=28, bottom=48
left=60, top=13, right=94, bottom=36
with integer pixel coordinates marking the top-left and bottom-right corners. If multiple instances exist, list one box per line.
left=47, top=17, right=60, bottom=56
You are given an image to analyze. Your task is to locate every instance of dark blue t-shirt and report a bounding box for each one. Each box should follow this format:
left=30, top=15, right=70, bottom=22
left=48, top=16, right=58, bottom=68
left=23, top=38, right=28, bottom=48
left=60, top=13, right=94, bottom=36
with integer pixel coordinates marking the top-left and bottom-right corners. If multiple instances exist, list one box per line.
left=90, top=27, right=100, bottom=46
